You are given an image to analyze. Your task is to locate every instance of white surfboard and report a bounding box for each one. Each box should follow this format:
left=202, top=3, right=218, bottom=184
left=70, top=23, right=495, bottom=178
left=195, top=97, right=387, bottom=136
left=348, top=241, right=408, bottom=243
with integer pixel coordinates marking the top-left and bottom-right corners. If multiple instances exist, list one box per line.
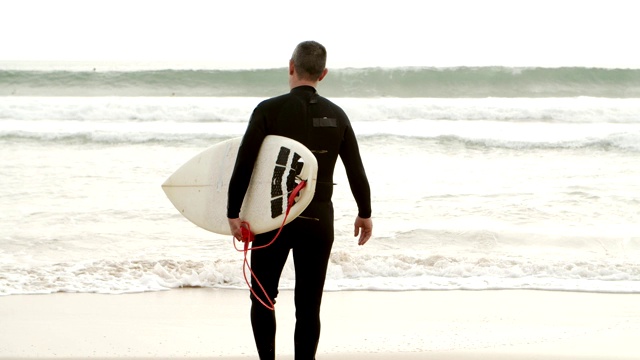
left=162, top=135, right=318, bottom=235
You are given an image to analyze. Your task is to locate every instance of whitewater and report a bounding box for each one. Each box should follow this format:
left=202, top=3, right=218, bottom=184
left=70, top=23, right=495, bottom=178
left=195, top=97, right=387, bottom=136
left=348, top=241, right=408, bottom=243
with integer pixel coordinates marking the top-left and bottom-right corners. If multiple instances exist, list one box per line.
left=1, top=65, right=639, bottom=295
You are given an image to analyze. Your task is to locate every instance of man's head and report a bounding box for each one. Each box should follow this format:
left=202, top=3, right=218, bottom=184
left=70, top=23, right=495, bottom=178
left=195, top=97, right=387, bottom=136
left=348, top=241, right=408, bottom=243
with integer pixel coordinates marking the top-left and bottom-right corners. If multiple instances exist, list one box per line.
left=290, top=41, right=328, bottom=83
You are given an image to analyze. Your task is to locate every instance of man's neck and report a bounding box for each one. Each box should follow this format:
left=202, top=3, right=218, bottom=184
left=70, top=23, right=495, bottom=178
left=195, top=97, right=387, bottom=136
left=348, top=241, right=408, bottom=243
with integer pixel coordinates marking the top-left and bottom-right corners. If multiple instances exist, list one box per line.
left=289, top=78, right=318, bottom=90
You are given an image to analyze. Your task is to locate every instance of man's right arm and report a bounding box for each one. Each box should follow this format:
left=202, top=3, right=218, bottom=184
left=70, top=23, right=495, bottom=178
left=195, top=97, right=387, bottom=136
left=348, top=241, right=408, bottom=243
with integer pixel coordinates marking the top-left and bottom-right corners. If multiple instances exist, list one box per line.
left=339, top=120, right=373, bottom=245
left=339, top=124, right=372, bottom=219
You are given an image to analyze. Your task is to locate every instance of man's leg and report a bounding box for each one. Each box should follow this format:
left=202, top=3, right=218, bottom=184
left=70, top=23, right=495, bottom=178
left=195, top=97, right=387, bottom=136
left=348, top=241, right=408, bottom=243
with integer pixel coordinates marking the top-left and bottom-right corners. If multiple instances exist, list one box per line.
left=291, top=203, right=334, bottom=360
left=249, top=229, right=292, bottom=360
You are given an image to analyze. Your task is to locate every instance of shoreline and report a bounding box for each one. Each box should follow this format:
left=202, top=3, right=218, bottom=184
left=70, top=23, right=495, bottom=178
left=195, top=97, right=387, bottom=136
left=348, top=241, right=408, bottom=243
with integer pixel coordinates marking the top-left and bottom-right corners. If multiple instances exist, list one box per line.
left=0, top=288, right=638, bottom=359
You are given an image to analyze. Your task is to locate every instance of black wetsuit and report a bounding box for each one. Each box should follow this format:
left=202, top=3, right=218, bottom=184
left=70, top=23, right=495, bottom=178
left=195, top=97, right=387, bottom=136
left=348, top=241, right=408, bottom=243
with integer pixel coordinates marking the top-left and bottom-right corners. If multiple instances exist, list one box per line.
left=227, top=85, right=371, bottom=360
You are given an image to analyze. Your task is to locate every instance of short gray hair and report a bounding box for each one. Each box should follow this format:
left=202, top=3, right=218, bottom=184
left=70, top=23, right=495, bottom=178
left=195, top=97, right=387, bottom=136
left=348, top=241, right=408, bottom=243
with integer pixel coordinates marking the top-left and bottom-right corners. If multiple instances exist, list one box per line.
left=291, top=41, right=327, bottom=80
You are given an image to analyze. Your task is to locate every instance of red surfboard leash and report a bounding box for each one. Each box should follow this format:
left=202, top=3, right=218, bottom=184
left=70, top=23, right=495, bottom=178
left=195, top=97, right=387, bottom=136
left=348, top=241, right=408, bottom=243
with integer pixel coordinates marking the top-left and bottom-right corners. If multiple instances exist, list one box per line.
left=233, top=179, right=308, bottom=310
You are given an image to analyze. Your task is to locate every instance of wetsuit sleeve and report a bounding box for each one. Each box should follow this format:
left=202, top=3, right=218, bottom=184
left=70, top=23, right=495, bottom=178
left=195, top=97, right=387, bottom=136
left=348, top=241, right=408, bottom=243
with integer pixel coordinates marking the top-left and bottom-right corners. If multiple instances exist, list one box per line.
left=339, top=124, right=372, bottom=219
left=227, top=107, right=267, bottom=218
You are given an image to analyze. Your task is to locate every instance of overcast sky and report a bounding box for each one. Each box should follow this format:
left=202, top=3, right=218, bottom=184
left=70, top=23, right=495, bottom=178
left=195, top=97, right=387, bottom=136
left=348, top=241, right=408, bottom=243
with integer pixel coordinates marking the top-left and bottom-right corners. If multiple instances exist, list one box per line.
left=2, top=0, right=638, bottom=69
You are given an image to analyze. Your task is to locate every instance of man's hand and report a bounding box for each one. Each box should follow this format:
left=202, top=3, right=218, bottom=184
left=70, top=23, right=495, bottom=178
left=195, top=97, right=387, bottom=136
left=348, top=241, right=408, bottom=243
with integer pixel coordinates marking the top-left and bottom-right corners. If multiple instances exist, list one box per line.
left=354, top=216, right=373, bottom=246
left=228, top=218, right=246, bottom=242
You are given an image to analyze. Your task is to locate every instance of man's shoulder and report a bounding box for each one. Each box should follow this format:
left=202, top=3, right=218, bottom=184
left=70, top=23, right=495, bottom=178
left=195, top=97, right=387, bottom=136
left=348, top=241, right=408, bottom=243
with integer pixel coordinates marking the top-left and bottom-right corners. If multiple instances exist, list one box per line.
left=316, top=95, right=348, bottom=117
left=255, top=92, right=295, bottom=110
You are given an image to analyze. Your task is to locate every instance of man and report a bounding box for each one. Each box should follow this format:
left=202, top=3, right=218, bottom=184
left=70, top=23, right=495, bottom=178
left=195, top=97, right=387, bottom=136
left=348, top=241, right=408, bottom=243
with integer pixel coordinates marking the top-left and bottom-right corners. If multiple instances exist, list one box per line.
left=227, top=41, right=373, bottom=360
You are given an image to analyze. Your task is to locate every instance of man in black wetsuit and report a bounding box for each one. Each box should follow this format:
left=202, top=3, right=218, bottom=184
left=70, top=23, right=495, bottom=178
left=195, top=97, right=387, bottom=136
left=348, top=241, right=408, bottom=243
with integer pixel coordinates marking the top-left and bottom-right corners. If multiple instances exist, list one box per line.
left=227, top=41, right=373, bottom=360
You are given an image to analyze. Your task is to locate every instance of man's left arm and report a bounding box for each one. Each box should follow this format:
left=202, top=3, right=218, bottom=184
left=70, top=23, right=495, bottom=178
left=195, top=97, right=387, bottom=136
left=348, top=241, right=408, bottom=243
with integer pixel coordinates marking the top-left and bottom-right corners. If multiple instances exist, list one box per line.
left=227, top=107, right=267, bottom=222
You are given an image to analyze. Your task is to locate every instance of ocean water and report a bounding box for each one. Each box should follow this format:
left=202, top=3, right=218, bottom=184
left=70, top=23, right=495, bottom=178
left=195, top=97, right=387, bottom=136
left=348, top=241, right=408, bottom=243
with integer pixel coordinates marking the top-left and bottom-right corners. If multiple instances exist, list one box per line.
left=1, top=64, right=639, bottom=295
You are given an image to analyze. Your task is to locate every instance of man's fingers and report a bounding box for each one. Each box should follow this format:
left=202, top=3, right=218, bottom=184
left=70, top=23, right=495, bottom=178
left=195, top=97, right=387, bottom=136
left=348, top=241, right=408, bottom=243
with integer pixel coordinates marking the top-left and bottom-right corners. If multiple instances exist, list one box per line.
left=354, top=216, right=372, bottom=246
left=358, top=228, right=371, bottom=245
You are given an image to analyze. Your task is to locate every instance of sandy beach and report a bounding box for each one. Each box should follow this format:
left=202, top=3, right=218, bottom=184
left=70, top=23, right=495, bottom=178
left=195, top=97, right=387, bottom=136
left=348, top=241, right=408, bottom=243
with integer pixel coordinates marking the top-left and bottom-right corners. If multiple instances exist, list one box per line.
left=0, top=288, right=638, bottom=359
